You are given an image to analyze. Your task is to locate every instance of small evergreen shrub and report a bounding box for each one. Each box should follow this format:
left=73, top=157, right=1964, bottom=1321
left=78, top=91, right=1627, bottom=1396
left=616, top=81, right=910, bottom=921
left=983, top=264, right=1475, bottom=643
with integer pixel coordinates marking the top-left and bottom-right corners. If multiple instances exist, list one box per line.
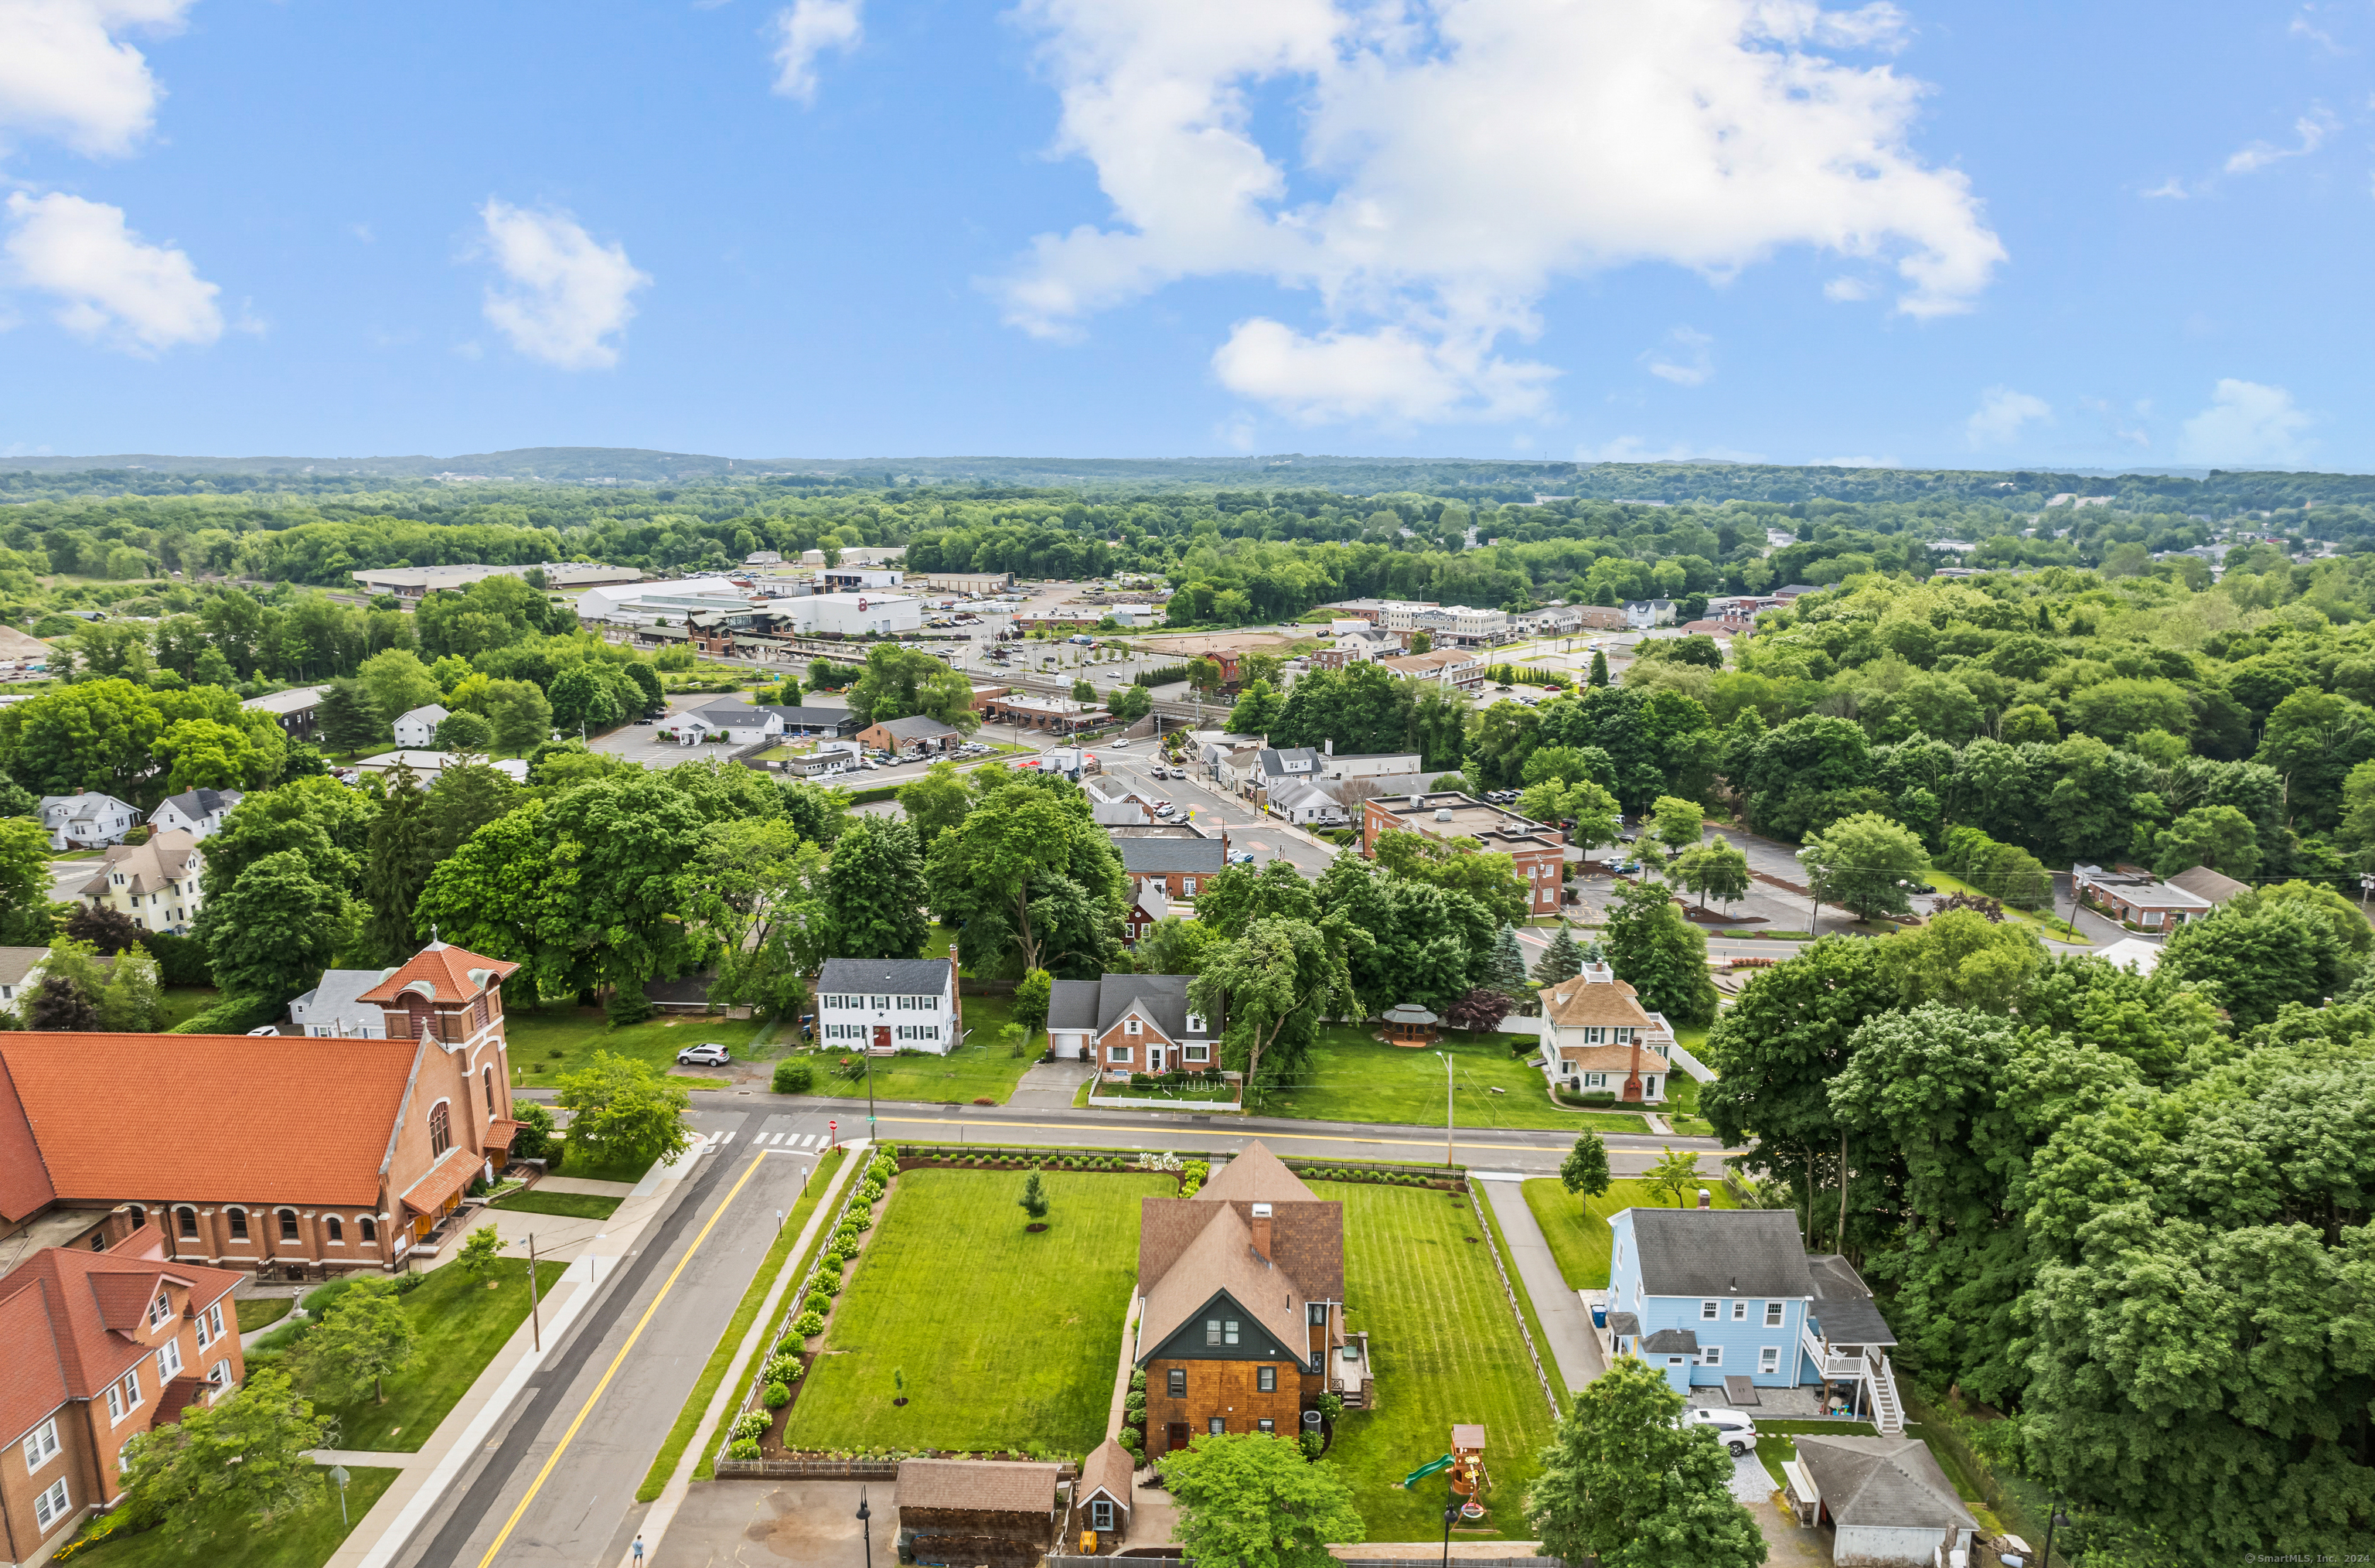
left=772, top=1058, right=814, bottom=1093
left=728, top=1437, right=762, bottom=1460
left=763, top=1381, right=792, bottom=1409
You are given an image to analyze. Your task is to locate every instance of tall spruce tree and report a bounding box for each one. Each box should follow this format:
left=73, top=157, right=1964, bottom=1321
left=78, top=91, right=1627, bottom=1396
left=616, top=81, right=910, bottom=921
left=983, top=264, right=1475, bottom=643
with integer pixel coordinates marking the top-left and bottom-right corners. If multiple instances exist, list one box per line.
left=318, top=680, right=383, bottom=757
left=361, top=763, right=435, bottom=964
left=1486, top=925, right=1531, bottom=992
left=1533, top=922, right=1583, bottom=983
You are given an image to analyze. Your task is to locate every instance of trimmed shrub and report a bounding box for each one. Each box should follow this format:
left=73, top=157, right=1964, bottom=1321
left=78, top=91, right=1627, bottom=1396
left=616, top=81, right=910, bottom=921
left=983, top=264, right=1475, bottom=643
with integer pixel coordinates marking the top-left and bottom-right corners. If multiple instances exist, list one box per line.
left=734, top=1412, right=772, bottom=1440
left=804, top=1292, right=832, bottom=1317
left=728, top=1438, right=762, bottom=1461
left=762, top=1381, right=792, bottom=1409
left=765, top=1354, right=803, bottom=1383
left=792, top=1311, right=827, bottom=1337
left=1300, top=1431, right=1324, bottom=1460
left=772, top=1058, right=814, bottom=1093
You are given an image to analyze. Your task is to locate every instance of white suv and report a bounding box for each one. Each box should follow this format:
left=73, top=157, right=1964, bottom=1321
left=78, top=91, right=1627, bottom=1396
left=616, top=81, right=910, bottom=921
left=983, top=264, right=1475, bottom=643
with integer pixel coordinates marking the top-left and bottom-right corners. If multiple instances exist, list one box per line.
left=1685, top=1408, right=1759, bottom=1456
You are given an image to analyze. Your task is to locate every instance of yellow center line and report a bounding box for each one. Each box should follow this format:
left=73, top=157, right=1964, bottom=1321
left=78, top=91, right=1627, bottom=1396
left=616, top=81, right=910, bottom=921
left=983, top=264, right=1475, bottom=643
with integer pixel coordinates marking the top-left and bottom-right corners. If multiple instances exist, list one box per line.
left=473, top=1150, right=770, bottom=1568
left=858, top=1114, right=1517, bottom=1152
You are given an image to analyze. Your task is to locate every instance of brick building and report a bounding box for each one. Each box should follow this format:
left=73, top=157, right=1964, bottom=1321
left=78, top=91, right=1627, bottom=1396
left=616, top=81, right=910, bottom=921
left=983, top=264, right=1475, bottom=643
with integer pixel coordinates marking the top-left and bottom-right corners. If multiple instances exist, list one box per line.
left=1044, top=973, right=1221, bottom=1077
left=1361, top=792, right=1568, bottom=916
left=0, top=1224, right=244, bottom=1560
left=0, top=943, right=522, bottom=1278
left=1133, top=1143, right=1365, bottom=1460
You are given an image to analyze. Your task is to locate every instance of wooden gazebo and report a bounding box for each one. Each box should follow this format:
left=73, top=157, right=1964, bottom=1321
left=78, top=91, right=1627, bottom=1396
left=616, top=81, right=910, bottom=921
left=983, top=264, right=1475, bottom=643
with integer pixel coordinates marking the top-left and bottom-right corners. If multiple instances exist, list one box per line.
left=1381, top=1002, right=1440, bottom=1047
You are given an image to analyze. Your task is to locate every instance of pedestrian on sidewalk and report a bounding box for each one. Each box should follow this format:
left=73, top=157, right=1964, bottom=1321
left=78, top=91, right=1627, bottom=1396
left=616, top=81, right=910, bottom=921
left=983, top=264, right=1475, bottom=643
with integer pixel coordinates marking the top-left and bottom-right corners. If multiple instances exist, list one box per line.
left=632, top=1535, right=645, bottom=1565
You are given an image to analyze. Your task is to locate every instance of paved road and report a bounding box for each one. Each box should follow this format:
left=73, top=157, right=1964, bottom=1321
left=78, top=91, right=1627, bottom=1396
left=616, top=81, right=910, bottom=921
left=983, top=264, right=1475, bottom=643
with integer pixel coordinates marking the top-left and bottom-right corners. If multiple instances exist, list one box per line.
left=391, top=1102, right=842, bottom=1568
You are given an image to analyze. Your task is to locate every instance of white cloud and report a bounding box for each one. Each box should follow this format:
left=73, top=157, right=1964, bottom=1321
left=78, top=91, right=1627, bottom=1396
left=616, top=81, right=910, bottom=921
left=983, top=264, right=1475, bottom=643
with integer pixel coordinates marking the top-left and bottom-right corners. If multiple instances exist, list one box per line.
left=1211, top=317, right=1556, bottom=424
left=2225, top=109, right=2334, bottom=175
left=1642, top=326, right=1714, bottom=386
left=1823, top=275, right=1873, bottom=301
left=2178, top=379, right=2313, bottom=467
left=0, top=0, right=191, bottom=158
left=772, top=0, right=863, bottom=104
left=2142, top=176, right=2190, bottom=199
left=1003, top=0, right=2004, bottom=424
left=3, top=189, right=219, bottom=352
left=1964, top=386, right=2051, bottom=448
left=475, top=199, right=649, bottom=370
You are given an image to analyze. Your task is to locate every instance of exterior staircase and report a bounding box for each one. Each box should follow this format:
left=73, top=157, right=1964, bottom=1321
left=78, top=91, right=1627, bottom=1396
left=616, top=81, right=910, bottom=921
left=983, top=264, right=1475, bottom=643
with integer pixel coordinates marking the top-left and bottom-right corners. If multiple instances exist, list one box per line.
left=1869, top=1352, right=1905, bottom=1435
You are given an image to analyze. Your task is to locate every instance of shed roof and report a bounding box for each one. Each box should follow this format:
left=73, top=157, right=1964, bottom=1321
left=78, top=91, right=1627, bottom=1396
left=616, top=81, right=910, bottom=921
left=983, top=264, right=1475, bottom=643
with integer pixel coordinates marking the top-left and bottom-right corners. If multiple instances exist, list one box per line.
left=1078, top=1438, right=1136, bottom=1508
left=894, top=1458, right=1061, bottom=1514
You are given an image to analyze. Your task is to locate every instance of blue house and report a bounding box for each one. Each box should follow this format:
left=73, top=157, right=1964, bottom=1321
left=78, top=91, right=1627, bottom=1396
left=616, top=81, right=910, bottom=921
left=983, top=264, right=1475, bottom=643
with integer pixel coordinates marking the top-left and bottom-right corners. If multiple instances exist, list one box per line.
left=1603, top=1206, right=1904, bottom=1433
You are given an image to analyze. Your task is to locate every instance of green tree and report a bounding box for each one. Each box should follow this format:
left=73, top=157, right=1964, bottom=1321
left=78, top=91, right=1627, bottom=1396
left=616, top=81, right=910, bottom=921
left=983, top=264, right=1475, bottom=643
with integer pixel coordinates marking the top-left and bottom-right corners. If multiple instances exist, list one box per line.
left=1133, top=915, right=1215, bottom=977
left=1227, top=679, right=1283, bottom=734
left=356, top=647, right=441, bottom=726
left=895, top=762, right=973, bottom=855
left=361, top=762, right=435, bottom=963
left=1014, top=967, right=1053, bottom=1041
left=1797, top=811, right=1927, bottom=922
left=1671, top=835, right=1750, bottom=912
left=1644, top=1145, right=1704, bottom=1208
left=1587, top=649, right=1609, bottom=687
left=1532, top=922, right=1583, bottom=983
left=822, top=815, right=931, bottom=960
left=119, top=1367, right=329, bottom=1536
left=296, top=1279, right=415, bottom=1406
left=1160, top=1432, right=1365, bottom=1568
left=1648, top=795, right=1703, bottom=857
left=316, top=680, right=384, bottom=756
left=548, top=663, right=625, bottom=735
left=433, top=708, right=497, bottom=755
left=691, top=816, right=827, bottom=1019
left=1559, top=1132, right=1610, bottom=1198
left=457, top=1224, right=504, bottom=1278
left=0, top=678, right=165, bottom=795
left=1072, top=677, right=1096, bottom=705
left=196, top=848, right=349, bottom=1005
left=1528, top=1355, right=1762, bottom=1568
left=1484, top=925, right=1530, bottom=993
left=557, top=1052, right=694, bottom=1170
left=426, top=762, right=526, bottom=857
left=1186, top=657, right=1224, bottom=699
left=1108, top=683, right=1153, bottom=724
left=1195, top=858, right=1319, bottom=942
left=1190, top=916, right=1357, bottom=1096
left=2157, top=890, right=2352, bottom=1028
left=2152, top=804, right=2260, bottom=881
left=1603, top=877, right=1717, bottom=1025
left=2000, top=702, right=2058, bottom=744
left=1018, top=1167, right=1050, bottom=1221
left=1408, top=629, right=1433, bottom=654
left=0, top=815, right=57, bottom=943
left=1883, top=909, right=2045, bottom=1014
left=152, top=717, right=265, bottom=793
left=925, top=779, right=1127, bottom=977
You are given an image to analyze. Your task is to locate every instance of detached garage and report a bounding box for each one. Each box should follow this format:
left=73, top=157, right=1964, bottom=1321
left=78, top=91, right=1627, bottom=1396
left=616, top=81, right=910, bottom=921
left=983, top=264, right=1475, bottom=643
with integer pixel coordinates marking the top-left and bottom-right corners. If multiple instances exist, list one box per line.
left=1784, top=1435, right=1978, bottom=1567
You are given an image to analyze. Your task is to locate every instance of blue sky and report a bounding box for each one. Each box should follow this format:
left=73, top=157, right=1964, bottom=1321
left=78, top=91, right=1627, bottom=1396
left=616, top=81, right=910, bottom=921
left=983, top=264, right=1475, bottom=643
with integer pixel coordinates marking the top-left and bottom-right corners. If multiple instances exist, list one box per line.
left=0, top=0, right=2368, bottom=470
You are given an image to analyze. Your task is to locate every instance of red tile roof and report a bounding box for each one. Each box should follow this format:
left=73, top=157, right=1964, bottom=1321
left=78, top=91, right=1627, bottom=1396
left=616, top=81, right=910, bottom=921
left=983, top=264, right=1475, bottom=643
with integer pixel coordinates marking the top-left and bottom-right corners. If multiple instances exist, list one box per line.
left=0, top=1226, right=242, bottom=1445
left=0, top=1034, right=421, bottom=1206
left=0, top=1055, right=57, bottom=1223
left=400, top=1147, right=480, bottom=1217
left=357, top=943, right=520, bottom=1006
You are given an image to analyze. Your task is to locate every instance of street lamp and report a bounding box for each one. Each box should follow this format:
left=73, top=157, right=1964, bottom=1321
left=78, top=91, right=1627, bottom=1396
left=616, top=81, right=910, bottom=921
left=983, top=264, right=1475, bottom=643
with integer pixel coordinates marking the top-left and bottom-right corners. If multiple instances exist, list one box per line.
left=857, top=1485, right=874, bottom=1568
left=1441, top=1499, right=1460, bottom=1568
left=1806, top=864, right=1830, bottom=937
left=2040, top=1499, right=2070, bottom=1568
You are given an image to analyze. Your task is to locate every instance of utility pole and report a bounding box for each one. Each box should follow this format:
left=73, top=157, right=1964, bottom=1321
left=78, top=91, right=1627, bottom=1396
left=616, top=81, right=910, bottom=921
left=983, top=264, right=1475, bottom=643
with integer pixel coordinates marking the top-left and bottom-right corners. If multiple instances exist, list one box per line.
left=526, top=1233, right=540, bottom=1351
left=1436, top=1050, right=1454, bottom=1167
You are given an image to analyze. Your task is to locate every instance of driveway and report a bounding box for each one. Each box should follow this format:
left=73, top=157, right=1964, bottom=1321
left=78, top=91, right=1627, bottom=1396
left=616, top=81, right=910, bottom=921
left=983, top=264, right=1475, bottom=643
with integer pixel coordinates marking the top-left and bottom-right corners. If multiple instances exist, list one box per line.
left=1010, top=1059, right=1092, bottom=1110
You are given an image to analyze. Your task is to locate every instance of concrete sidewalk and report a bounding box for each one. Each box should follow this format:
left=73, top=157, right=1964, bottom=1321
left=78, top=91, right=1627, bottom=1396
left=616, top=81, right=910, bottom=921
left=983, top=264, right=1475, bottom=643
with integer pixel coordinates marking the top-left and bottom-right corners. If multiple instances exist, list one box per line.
left=1477, top=1174, right=1603, bottom=1392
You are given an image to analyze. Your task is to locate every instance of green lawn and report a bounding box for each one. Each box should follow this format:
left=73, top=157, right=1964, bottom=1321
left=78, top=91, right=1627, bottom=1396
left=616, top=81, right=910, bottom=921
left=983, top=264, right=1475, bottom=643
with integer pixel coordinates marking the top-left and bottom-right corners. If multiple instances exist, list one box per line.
left=235, top=1297, right=291, bottom=1333
left=1264, top=1026, right=1649, bottom=1133
left=489, top=1188, right=621, bottom=1219
left=649, top=1147, right=850, bottom=1496
left=1663, top=1071, right=1716, bottom=1137
left=156, top=986, right=222, bottom=1031
left=554, top=1149, right=656, bottom=1186
left=65, top=1467, right=400, bottom=1568
left=316, top=1258, right=567, bottom=1450
left=799, top=994, right=1035, bottom=1106
left=787, top=1168, right=1169, bottom=1454
left=1521, top=1178, right=1738, bottom=1291
left=1924, top=864, right=2081, bottom=941
left=505, top=1006, right=768, bottom=1088
left=1317, top=1181, right=1559, bottom=1540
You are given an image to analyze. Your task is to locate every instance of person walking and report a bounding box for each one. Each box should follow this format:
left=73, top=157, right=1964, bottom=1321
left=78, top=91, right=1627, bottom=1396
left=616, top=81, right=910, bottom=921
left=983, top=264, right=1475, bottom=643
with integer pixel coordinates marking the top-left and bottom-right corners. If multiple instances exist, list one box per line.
left=631, top=1536, right=645, bottom=1566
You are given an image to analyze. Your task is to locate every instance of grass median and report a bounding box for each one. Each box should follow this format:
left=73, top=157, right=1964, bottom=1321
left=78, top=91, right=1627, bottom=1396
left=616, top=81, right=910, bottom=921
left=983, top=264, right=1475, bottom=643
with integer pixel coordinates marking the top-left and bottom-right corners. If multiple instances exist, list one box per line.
left=1521, top=1177, right=1737, bottom=1290
left=636, top=1145, right=848, bottom=1497
left=489, top=1188, right=621, bottom=1220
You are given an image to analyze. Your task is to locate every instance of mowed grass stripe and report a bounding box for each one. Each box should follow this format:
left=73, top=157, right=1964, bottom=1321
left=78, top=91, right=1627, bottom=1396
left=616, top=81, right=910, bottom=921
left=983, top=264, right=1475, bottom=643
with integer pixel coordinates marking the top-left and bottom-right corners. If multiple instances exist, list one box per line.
left=1316, top=1183, right=1556, bottom=1541
left=788, top=1168, right=1170, bottom=1455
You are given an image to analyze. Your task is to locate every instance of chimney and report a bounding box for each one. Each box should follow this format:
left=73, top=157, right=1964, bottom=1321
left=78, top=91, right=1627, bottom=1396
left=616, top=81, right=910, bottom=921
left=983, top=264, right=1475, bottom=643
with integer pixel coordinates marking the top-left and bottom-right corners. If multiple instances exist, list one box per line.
left=1250, top=1202, right=1273, bottom=1262
left=1698, top=1188, right=1712, bottom=1210
left=1324, top=737, right=1334, bottom=757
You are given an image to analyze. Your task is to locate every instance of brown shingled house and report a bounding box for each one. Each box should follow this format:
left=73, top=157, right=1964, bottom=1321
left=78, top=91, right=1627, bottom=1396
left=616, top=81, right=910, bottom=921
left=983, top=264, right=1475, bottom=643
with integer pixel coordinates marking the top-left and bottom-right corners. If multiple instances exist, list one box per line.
left=1537, top=943, right=1674, bottom=1103
left=1132, top=1142, right=1365, bottom=1461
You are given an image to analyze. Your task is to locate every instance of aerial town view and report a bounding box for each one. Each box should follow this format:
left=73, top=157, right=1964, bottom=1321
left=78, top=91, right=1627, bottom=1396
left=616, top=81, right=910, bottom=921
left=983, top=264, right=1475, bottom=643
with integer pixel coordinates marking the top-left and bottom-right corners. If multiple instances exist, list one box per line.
left=0, top=5, right=2362, bottom=1568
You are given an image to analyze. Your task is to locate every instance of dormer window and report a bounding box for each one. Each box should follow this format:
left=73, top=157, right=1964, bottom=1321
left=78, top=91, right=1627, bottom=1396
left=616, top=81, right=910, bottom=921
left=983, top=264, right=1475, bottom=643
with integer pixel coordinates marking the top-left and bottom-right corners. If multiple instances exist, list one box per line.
left=1186, top=1013, right=1206, bottom=1035
left=148, top=1294, right=169, bottom=1328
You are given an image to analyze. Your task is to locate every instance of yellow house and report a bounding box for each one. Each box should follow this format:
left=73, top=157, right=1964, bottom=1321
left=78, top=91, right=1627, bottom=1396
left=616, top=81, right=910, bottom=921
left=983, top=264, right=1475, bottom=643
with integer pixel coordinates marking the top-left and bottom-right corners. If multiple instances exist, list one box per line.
left=77, top=830, right=205, bottom=936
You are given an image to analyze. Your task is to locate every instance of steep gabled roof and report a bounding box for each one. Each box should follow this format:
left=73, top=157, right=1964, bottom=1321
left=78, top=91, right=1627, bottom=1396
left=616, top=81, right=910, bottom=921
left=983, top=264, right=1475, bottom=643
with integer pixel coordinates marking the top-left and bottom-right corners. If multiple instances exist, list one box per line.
left=1136, top=1203, right=1309, bottom=1364
left=356, top=943, right=518, bottom=1006
left=1542, top=971, right=1655, bottom=1031
left=1198, top=1142, right=1317, bottom=1206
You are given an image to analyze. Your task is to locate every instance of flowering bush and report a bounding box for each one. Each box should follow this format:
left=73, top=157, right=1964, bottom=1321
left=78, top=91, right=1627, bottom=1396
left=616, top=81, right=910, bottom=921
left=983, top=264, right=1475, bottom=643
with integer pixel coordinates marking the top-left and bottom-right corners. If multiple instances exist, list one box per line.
left=734, top=1412, right=772, bottom=1440
left=793, top=1310, right=827, bottom=1338
left=765, top=1353, right=804, bottom=1383
left=729, top=1437, right=762, bottom=1460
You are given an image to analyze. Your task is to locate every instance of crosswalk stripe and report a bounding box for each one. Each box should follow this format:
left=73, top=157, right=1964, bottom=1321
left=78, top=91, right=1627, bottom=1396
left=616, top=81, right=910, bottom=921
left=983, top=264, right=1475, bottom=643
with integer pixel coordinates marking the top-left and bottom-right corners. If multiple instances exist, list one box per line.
left=713, top=1130, right=734, bottom=1145
left=799, top=1133, right=819, bottom=1148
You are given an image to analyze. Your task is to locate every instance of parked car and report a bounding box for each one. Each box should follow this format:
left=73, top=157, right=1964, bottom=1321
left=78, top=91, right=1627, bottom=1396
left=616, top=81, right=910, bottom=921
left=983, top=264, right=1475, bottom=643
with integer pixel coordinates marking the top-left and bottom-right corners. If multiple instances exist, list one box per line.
left=1684, top=1409, right=1759, bottom=1457
left=676, top=1042, right=732, bottom=1065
